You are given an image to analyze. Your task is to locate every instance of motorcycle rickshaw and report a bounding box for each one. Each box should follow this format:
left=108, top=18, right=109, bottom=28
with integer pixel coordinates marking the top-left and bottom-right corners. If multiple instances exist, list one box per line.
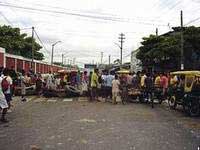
left=117, top=69, right=143, bottom=104
left=168, top=71, right=200, bottom=117
left=116, top=69, right=130, bottom=104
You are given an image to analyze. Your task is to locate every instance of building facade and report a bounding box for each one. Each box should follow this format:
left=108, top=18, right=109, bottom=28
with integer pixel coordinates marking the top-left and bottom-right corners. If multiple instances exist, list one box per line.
left=0, top=47, right=65, bottom=74
left=130, top=49, right=141, bottom=73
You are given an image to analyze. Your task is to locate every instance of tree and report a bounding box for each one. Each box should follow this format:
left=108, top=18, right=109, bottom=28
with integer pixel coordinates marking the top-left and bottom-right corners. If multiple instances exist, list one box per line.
left=136, top=26, right=200, bottom=71
left=0, top=25, right=44, bottom=60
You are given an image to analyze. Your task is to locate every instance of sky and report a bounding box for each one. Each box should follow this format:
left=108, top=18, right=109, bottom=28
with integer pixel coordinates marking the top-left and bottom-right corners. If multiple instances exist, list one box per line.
left=0, top=0, right=200, bottom=67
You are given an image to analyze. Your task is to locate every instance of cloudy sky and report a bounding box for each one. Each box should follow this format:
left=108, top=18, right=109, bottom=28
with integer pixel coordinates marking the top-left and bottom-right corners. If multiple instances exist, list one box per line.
left=0, top=0, right=199, bottom=67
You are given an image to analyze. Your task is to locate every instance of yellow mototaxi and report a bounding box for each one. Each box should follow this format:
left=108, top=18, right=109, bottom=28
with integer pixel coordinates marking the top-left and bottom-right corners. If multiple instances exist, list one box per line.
left=168, top=70, right=200, bottom=116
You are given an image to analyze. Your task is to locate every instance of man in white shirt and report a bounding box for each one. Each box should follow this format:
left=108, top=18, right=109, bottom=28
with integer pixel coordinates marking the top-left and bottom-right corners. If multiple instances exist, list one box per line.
left=112, top=75, right=120, bottom=104
left=47, top=71, right=54, bottom=89
left=0, top=73, right=9, bottom=123
left=20, top=71, right=27, bottom=102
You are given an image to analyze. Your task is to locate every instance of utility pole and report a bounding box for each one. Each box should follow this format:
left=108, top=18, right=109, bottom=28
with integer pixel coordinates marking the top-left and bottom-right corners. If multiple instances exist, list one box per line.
left=73, top=58, right=76, bottom=65
left=64, top=58, right=66, bottom=65
left=118, top=33, right=125, bottom=66
left=101, top=52, right=103, bottom=64
left=156, top=28, right=158, bottom=36
left=62, top=54, right=64, bottom=66
left=180, top=10, right=184, bottom=70
left=51, top=41, right=61, bottom=72
left=31, top=26, right=34, bottom=72
left=51, top=46, right=54, bottom=69
left=109, top=55, right=111, bottom=65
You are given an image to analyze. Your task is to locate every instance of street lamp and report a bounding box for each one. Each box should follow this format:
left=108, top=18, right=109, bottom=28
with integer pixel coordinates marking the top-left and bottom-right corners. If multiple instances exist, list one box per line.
left=51, top=41, right=61, bottom=72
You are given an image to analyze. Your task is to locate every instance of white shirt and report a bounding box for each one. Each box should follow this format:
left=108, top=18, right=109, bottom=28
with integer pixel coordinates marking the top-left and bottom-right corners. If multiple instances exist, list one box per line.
left=55, top=78, right=61, bottom=86
left=0, top=76, right=8, bottom=109
left=112, top=79, right=120, bottom=93
left=4, top=75, right=13, bottom=94
left=0, top=76, right=5, bottom=99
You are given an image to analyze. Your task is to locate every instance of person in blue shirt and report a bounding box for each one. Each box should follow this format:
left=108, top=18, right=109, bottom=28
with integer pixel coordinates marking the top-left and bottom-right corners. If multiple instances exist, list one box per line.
left=104, top=71, right=114, bottom=101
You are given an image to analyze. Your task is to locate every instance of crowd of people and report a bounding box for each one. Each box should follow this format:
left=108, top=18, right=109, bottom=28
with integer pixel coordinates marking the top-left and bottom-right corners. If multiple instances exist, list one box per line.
left=0, top=65, right=188, bottom=123
left=87, top=69, right=187, bottom=105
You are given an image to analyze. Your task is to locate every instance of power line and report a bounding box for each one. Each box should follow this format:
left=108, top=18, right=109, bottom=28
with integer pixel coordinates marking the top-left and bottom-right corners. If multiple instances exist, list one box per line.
left=10, top=0, right=119, bottom=18
left=184, top=16, right=200, bottom=26
left=33, top=29, right=50, bottom=55
left=0, top=11, right=13, bottom=25
left=156, top=0, right=182, bottom=19
left=0, top=2, right=168, bottom=26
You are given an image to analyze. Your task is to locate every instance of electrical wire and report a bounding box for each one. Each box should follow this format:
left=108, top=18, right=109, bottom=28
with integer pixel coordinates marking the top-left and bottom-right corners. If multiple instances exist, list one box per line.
left=33, top=29, right=51, bottom=55
left=4, top=0, right=171, bottom=24
left=0, top=11, right=13, bottom=25
left=184, top=16, right=200, bottom=26
left=0, top=2, right=168, bottom=26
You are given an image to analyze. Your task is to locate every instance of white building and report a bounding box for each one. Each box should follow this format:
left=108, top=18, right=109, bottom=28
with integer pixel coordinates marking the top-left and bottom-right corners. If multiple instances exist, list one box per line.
left=130, top=49, right=141, bottom=73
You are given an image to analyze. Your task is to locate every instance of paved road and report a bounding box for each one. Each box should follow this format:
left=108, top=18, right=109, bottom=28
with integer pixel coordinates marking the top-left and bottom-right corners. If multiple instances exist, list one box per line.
left=0, top=96, right=199, bottom=150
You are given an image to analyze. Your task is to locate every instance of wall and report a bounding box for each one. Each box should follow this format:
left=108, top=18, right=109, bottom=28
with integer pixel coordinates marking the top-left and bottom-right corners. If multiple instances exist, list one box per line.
left=0, top=47, right=66, bottom=74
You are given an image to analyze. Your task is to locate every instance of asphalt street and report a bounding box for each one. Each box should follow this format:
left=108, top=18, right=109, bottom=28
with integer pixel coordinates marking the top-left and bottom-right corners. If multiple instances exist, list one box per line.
left=0, top=96, right=199, bottom=150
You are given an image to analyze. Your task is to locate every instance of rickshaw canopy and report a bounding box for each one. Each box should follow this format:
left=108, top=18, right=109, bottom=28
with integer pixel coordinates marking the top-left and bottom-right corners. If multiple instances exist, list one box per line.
left=117, top=69, right=130, bottom=74
left=58, top=69, right=78, bottom=74
left=170, top=71, right=200, bottom=76
left=170, top=70, right=200, bottom=92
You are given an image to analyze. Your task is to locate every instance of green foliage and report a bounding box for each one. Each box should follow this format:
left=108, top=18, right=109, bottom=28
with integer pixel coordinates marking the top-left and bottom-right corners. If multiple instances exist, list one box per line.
left=136, top=26, right=200, bottom=70
left=0, top=25, right=44, bottom=60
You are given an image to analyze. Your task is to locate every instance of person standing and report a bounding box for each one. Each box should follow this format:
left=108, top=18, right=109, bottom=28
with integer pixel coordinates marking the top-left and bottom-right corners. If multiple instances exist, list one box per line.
left=160, top=72, right=169, bottom=98
left=76, top=71, right=81, bottom=89
left=0, top=74, right=9, bottom=123
left=91, top=69, right=99, bottom=101
left=81, top=71, right=88, bottom=95
left=144, top=73, right=153, bottom=101
left=2, top=68, right=13, bottom=109
left=9, top=66, right=17, bottom=96
left=36, top=74, right=43, bottom=96
left=112, top=75, right=120, bottom=104
left=127, top=73, right=133, bottom=88
left=20, top=71, right=27, bottom=102
left=47, top=71, right=53, bottom=89
left=88, top=71, right=93, bottom=100
left=105, top=72, right=114, bottom=100
left=132, top=71, right=140, bottom=89
left=140, top=71, right=147, bottom=88
left=154, top=73, right=161, bottom=88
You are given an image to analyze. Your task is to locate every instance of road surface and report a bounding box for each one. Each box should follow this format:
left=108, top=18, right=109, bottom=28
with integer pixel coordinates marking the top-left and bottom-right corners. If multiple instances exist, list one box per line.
left=0, top=96, right=199, bottom=150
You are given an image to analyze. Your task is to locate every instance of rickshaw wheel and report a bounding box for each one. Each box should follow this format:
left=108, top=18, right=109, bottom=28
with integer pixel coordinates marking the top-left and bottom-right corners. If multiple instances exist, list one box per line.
left=188, top=100, right=200, bottom=117
left=168, top=96, right=177, bottom=109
